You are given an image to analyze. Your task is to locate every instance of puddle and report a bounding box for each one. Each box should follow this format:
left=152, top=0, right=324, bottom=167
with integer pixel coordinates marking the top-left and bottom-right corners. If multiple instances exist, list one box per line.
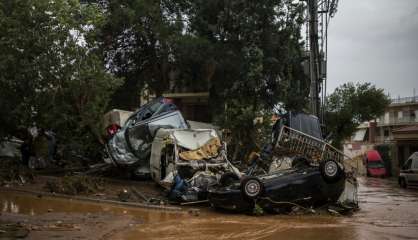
left=0, top=191, right=185, bottom=222
left=1, top=177, right=418, bottom=240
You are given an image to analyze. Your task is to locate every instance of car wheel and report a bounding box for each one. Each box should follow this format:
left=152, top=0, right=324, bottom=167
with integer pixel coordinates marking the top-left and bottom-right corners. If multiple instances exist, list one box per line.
left=320, top=159, right=343, bottom=183
left=241, top=177, right=264, bottom=199
left=399, top=178, right=407, bottom=188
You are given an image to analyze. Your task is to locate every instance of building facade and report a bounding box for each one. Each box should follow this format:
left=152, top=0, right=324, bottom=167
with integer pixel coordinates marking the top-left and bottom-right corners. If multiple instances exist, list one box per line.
left=344, top=96, right=418, bottom=176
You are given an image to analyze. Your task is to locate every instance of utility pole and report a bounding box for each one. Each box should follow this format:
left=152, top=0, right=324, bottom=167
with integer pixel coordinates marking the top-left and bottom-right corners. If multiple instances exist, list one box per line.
left=306, top=0, right=339, bottom=122
left=308, top=0, right=320, bottom=117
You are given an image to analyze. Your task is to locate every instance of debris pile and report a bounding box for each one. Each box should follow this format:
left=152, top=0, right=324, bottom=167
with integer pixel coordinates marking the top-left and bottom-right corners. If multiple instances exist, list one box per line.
left=103, top=98, right=359, bottom=215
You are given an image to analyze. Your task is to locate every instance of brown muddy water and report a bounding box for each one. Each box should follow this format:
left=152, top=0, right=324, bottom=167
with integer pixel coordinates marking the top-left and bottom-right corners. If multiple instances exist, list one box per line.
left=1, top=177, right=418, bottom=240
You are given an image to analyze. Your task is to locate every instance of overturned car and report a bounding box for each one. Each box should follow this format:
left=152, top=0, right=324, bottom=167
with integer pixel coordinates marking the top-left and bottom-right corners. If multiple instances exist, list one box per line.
left=105, top=97, right=189, bottom=177
left=208, top=112, right=358, bottom=212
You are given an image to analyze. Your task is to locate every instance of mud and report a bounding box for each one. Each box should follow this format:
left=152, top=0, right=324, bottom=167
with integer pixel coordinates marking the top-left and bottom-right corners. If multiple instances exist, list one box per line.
left=1, top=177, right=418, bottom=240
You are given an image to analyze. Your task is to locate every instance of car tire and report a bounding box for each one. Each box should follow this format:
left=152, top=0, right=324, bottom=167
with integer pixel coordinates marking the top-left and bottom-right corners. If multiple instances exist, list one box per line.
left=399, top=178, right=407, bottom=188
left=320, top=159, right=343, bottom=183
left=241, top=177, right=264, bottom=199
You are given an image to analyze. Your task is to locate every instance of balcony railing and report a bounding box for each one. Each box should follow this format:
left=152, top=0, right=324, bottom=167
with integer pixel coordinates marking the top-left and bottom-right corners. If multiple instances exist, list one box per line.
left=391, top=96, right=418, bottom=105
left=378, top=116, right=418, bottom=126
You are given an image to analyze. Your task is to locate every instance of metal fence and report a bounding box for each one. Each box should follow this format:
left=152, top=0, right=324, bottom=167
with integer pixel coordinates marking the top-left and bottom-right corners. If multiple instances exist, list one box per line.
left=276, top=126, right=358, bottom=173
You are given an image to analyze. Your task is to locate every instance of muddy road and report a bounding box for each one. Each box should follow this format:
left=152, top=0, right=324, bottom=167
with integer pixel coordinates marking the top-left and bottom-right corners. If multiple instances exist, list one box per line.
left=1, top=177, right=418, bottom=240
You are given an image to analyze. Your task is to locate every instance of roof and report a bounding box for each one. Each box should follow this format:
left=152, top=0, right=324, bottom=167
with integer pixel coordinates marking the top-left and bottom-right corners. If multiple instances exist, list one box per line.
left=163, top=92, right=209, bottom=99
left=409, top=152, right=418, bottom=160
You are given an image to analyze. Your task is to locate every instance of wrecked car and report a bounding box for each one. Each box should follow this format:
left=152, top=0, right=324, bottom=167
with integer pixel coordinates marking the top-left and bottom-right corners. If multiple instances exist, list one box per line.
left=149, top=128, right=240, bottom=202
left=104, top=97, right=240, bottom=202
left=105, top=97, right=188, bottom=177
left=106, top=100, right=358, bottom=211
left=208, top=112, right=358, bottom=212
left=209, top=167, right=346, bottom=212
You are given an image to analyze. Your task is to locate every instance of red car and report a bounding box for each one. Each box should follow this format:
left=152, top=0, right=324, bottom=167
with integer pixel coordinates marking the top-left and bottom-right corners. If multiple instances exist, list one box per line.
left=364, top=150, right=387, bottom=177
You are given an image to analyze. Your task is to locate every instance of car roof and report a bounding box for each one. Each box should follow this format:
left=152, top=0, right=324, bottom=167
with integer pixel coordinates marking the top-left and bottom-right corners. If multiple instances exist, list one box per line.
left=366, top=150, right=382, bottom=161
left=409, top=152, right=418, bottom=160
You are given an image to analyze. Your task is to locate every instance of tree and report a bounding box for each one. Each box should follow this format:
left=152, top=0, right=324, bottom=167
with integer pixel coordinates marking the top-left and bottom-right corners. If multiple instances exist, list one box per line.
left=325, top=82, right=390, bottom=148
left=185, top=0, right=309, bottom=160
left=0, top=0, right=121, bottom=158
left=103, top=0, right=189, bottom=109
left=102, top=0, right=309, bottom=161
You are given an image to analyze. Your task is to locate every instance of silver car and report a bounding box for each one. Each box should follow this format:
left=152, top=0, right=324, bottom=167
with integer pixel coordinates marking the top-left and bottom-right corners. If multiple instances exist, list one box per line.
left=106, top=97, right=188, bottom=178
left=399, top=152, right=418, bottom=188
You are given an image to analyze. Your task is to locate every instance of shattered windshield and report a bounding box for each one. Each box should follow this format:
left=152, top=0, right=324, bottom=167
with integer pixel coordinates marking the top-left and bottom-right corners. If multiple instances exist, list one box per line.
left=367, top=161, right=384, bottom=169
left=126, top=124, right=152, bottom=159
left=126, top=98, right=174, bottom=125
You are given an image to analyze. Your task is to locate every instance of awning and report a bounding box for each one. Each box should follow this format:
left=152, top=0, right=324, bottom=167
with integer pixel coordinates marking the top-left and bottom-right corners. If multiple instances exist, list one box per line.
left=353, top=129, right=367, bottom=142
left=392, top=124, right=418, bottom=141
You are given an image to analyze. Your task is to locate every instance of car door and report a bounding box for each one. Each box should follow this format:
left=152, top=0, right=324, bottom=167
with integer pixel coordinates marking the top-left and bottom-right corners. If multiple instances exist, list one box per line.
left=409, top=157, right=418, bottom=186
left=401, top=158, right=413, bottom=185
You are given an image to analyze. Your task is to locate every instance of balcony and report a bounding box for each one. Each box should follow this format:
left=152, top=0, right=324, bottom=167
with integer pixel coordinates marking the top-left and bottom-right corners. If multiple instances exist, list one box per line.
left=378, top=116, right=418, bottom=127
left=390, top=96, right=418, bottom=105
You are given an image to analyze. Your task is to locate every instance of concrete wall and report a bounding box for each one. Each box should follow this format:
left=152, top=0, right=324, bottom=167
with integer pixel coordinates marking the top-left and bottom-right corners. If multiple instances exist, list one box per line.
left=343, top=142, right=374, bottom=159
left=343, top=143, right=374, bottom=176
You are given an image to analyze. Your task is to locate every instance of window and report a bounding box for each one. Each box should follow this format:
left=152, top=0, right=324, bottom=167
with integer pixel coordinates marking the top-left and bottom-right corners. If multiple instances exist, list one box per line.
left=403, top=159, right=412, bottom=170
left=415, top=110, right=418, bottom=122
left=403, top=110, right=409, bottom=122
left=384, top=129, right=389, bottom=137
left=412, top=159, right=418, bottom=169
left=410, top=110, right=415, bottom=118
left=367, top=161, right=385, bottom=169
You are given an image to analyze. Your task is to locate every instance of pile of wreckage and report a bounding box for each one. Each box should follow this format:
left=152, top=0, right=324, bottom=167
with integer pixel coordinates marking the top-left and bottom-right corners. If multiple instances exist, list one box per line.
left=104, top=97, right=358, bottom=213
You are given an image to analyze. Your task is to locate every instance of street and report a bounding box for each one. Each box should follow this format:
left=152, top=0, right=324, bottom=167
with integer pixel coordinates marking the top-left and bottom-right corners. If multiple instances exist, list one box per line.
left=1, top=177, right=418, bottom=240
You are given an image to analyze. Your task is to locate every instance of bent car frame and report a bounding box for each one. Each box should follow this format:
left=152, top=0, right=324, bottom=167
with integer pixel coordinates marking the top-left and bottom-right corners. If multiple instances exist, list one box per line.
left=149, top=128, right=241, bottom=202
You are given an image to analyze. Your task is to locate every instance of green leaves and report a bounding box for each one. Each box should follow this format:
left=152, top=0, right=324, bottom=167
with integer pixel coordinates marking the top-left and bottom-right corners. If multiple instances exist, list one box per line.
left=325, top=82, right=390, bottom=147
left=0, top=0, right=120, bottom=158
left=0, top=0, right=310, bottom=161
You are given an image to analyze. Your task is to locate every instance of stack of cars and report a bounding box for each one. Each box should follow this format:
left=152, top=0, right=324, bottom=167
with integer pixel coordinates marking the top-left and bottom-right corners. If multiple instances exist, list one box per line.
left=105, top=99, right=358, bottom=212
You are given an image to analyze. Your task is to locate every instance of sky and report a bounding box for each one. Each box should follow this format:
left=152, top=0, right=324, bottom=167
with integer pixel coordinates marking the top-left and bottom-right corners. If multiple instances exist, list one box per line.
left=327, top=0, right=418, bottom=98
